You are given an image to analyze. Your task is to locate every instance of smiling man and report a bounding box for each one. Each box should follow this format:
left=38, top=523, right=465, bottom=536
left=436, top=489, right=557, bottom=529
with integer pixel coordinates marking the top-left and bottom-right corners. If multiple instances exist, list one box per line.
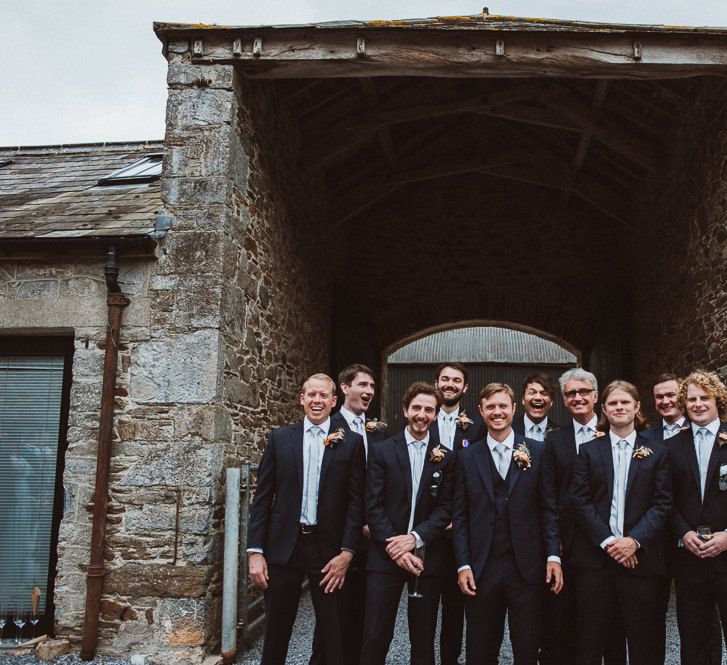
left=453, top=382, right=561, bottom=665
left=247, top=374, right=366, bottom=665
left=570, top=381, right=671, bottom=665
left=644, top=373, right=688, bottom=443
left=668, top=370, right=727, bottom=665
left=512, top=373, right=559, bottom=441
left=360, top=382, right=455, bottom=665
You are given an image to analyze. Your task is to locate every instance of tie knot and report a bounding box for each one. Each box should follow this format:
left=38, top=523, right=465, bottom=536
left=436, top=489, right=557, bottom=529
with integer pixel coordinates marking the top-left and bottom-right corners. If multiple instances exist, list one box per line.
left=495, top=443, right=508, bottom=454
left=410, top=440, right=426, bottom=452
left=310, top=426, right=322, bottom=438
left=618, top=439, right=628, bottom=451
left=353, top=416, right=363, bottom=426
left=698, top=427, right=709, bottom=438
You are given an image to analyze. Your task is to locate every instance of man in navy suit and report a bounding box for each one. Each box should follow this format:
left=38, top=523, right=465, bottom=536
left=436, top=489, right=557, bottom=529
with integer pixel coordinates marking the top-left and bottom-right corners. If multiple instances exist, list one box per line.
left=643, top=372, right=689, bottom=443
left=668, top=370, right=727, bottom=665
left=428, top=362, right=483, bottom=665
left=247, top=373, right=366, bottom=665
left=512, top=373, right=560, bottom=441
left=359, top=381, right=455, bottom=665
left=453, top=382, right=562, bottom=665
left=570, top=380, right=671, bottom=665
left=310, top=364, right=387, bottom=665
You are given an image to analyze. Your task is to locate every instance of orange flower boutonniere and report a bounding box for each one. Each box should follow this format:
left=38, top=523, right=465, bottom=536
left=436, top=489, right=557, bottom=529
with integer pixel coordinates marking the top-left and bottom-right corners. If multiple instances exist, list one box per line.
left=429, top=445, right=446, bottom=463
left=633, top=445, right=653, bottom=460
left=324, top=428, right=346, bottom=448
left=456, top=411, right=474, bottom=430
left=513, top=443, right=532, bottom=469
left=365, top=419, right=388, bottom=433
left=718, top=432, right=727, bottom=447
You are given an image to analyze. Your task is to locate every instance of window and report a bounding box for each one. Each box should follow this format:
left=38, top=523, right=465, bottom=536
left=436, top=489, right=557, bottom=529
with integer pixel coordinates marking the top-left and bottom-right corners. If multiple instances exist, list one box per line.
left=97, top=153, right=162, bottom=186
left=0, top=337, right=72, bottom=640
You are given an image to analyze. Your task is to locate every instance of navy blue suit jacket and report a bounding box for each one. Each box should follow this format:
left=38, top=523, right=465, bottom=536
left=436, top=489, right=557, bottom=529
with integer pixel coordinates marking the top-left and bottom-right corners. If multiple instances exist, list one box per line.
left=330, top=409, right=388, bottom=449
left=452, top=433, right=560, bottom=584
left=366, top=431, right=455, bottom=576
left=247, top=421, right=366, bottom=565
left=544, top=421, right=579, bottom=559
left=667, top=421, right=727, bottom=571
left=429, top=406, right=485, bottom=450
left=642, top=418, right=689, bottom=445
left=512, top=412, right=560, bottom=439
left=570, top=432, right=671, bottom=576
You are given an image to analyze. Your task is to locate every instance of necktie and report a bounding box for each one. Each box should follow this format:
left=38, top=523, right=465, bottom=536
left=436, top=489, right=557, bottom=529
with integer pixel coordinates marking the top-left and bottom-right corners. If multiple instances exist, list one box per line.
left=408, top=441, right=426, bottom=532
left=531, top=424, right=543, bottom=442
left=303, top=426, right=322, bottom=524
left=494, top=443, right=510, bottom=480
left=697, top=428, right=711, bottom=499
left=441, top=415, right=455, bottom=449
left=610, top=440, right=629, bottom=537
left=352, top=415, right=368, bottom=460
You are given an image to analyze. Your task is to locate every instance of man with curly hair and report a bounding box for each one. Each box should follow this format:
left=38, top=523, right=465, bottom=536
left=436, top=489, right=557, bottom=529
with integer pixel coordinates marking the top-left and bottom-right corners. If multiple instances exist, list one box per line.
left=668, top=370, right=727, bottom=665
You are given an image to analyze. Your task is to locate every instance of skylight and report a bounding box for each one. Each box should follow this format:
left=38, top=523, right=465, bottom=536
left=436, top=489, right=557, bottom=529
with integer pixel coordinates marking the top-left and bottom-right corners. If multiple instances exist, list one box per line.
left=98, top=153, right=162, bottom=185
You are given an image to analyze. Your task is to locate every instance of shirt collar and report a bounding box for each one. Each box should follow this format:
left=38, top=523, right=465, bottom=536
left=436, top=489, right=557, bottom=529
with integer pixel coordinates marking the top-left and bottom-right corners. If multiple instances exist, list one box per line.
left=692, top=418, right=721, bottom=437
left=304, top=416, right=331, bottom=434
left=487, top=430, right=515, bottom=452
left=438, top=407, right=459, bottom=422
left=608, top=430, right=637, bottom=448
left=405, top=427, right=430, bottom=446
left=664, top=416, right=686, bottom=430
left=573, top=414, right=598, bottom=432
left=524, top=413, right=548, bottom=432
left=338, top=405, right=363, bottom=428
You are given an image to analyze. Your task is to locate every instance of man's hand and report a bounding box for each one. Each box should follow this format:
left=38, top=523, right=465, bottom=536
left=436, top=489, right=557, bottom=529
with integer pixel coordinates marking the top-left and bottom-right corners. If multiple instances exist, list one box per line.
left=605, top=537, right=638, bottom=565
left=445, top=522, right=453, bottom=538
left=385, top=533, right=416, bottom=560
left=458, top=568, right=477, bottom=597
left=698, top=531, right=727, bottom=558
left=362, top=524, right=371, bottom=539
left=619, top=553, right=638, bottom=569
left=546, top=561, right=563, bottom=594
left=249, top=552, right=269, bottom=589
left=682, top=530, right=703, bottom=557
left=320, top=550, right=353, bottom=593
left=395, top=551, right=424, bottom=575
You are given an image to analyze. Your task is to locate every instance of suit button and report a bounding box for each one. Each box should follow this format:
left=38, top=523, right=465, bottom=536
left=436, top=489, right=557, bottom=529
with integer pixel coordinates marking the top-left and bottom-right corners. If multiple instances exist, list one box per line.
left=505, top=498, right=509, bottom=502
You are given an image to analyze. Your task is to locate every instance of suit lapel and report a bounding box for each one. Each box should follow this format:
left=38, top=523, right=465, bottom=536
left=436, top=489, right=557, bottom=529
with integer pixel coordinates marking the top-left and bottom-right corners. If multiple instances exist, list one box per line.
left=626, top=435, right=646, bottom=498
left=473, top=441, right=495, bottom=504
left=705, top=423, right=727, bottom=494
left=682, top=428, right=702, bottom=491
left=508, top=435, right=524, bottom=495
left=318, top=422, right=341, bottom=489
left=598, top=436, right=615, bottom=499
left=394, top=433, right=413, bottom=506
left=292, top=422, right=305, bottom=494
left=565, top=424, right=578, bottom=467
left=415, top=441, right=438, bottom=506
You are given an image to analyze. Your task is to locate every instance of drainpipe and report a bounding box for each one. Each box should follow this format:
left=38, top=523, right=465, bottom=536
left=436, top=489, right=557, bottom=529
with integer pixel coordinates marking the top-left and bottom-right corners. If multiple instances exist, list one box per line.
left=81, top=247, right=130, bottom=660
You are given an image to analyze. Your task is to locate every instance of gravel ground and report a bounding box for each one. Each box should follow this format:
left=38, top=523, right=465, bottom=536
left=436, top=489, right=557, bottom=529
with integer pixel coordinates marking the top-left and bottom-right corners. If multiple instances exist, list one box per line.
left=0, top=589, right=721, bottom=664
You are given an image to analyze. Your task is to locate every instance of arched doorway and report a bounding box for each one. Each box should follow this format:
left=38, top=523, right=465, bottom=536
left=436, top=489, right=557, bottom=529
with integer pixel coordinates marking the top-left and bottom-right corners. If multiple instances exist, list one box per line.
left=383, top=322, right=578, bottom=432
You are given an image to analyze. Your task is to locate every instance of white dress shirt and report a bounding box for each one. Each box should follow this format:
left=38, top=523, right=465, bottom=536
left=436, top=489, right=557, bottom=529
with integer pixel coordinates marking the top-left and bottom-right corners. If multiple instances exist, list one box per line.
left=437, top=408, right=459, bottom=450
left=692, top=418, right=720, bottom=499
left=574, top=414, right=599, bottom=452
left=339, top=405, right=369, bottom=459
left=404, top=427, right=428, bottom=548
left=600, top=430, right=637, bottom=549
left=524, top=414, right=549, bottom=442
left=663, top=416, right=686, bottom=439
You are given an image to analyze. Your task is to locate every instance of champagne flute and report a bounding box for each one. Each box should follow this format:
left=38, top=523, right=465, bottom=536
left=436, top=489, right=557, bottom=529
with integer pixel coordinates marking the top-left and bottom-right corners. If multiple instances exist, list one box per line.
left=408, top=544, right=426, bottom=599
left=14, top=614, right=26, bottom=644
left=30, top=617, right=39, bottom=639
left=0, top=616, right=6, bottom=645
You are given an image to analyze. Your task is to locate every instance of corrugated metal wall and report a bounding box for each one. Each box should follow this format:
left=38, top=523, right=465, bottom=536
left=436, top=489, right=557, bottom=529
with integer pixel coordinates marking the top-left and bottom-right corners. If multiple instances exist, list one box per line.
left=385, top=362, right=575, bottom=435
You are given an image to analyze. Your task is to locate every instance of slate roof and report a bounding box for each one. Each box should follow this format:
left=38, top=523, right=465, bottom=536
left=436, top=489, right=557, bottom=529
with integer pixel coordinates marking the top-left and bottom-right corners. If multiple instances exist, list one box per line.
left=0, top=141, right=163, bottom=242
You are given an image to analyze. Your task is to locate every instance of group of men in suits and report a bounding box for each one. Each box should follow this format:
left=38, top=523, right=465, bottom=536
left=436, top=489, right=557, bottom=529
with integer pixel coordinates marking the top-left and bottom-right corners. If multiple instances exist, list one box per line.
left=247, top=362, right=727, bottom=665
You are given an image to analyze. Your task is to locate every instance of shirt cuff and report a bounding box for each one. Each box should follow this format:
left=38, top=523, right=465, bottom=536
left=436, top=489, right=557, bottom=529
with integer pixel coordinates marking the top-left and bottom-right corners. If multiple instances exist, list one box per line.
left=457, top=565, right=472, bottom=573
left=341, top=547, right=355, bottom=554
left=547, top=556, right=561, bottom=564
left=247, top=548, right=263, bottom=554
left=600, top=536, right=616, bottom=550
left=411, top=531, right=424, bottom=549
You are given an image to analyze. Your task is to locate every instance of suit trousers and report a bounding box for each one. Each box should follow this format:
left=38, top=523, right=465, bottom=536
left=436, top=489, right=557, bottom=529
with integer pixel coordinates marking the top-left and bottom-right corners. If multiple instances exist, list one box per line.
left=260, top=532, right=345, bottom=665
left=674, top=550, right=727, bottom=665
left=574, top=561, right=663, bottom=665
left=465, top=552, right=542, bottom=665
left=359, top=570, right=443, bottom=665
left=440, top=539, right=465, bottom=665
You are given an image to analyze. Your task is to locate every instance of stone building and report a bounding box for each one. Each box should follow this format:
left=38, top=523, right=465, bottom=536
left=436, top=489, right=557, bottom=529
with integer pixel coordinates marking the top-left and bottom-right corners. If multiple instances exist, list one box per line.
left=1, top=12, right=727, bottom=664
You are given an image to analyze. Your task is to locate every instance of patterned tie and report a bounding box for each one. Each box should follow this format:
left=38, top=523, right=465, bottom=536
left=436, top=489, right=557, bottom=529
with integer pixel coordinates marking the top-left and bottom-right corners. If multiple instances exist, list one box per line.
left=494, top=443, right=510, bottom=480
left=303, top=426, right=322, bottom=524
left=697, top=428, right=711, bottom=499
left=610, top=440, right=629, bottom=537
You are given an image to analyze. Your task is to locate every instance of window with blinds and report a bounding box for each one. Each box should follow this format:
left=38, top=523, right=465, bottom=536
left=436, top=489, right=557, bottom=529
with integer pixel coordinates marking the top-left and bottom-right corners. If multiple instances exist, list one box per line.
left=0, top=354, right=65, bottom=624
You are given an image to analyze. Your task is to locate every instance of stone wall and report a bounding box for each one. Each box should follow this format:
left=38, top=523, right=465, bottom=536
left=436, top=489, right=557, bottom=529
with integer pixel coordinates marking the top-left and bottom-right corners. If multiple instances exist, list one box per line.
left=632, top=78, right=727, bottom=406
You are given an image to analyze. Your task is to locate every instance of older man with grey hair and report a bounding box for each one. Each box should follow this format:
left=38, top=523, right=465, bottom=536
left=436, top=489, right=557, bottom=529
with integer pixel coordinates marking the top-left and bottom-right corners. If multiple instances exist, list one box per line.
left=540, top=368, right=626, bottom=665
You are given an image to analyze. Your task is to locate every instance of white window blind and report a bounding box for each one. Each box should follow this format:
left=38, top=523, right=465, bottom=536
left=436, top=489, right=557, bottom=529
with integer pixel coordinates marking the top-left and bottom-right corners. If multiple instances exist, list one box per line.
left=0, top=355, right=64, bottom=616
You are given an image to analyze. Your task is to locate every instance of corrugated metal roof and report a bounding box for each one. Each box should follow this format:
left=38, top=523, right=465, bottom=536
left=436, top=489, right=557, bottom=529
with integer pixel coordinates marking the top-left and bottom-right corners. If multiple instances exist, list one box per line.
left=0, top=141, right=163, bottom=240
left=388, top=326, right=577, bottom=364
left=154, top=14, right=727, bottom=37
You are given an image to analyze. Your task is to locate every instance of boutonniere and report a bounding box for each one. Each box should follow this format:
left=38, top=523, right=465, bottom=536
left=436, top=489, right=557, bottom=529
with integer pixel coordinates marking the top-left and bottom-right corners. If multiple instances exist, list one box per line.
left=679, top=426, right=690, bottom=432
left=365, top=418, right=387, bottom=433
left=595, top=431, right=606, bottom=438
left=513, top=442, right=532, bottom=469
left=323, top=428, right=345, bottom=448
left=462, top=438, right=470, bottom=448
left=633, top=445, right=653, bottom=460
left=429, top=445, right=446, bottom=463
left=456, top=411, right=474, bottom=430
left=718, top=432, right=727, bottom=447
left=545, top=425, right=559, bottom=435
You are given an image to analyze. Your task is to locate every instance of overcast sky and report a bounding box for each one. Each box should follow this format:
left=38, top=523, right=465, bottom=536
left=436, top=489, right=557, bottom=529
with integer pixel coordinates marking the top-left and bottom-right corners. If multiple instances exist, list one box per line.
left=2, top=0, right=726, bottom=146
